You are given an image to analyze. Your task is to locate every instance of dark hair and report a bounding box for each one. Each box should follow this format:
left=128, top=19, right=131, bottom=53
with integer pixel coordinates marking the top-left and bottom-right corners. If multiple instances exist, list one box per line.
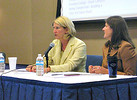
left=105, top=16, right=135, bottom=49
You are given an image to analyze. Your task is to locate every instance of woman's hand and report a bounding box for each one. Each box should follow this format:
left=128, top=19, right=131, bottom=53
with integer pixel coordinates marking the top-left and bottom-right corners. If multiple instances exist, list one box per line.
left=26, top=65, right=51, bottom=73
left=44, top=67, right=51, bottom=73
left=26, top=65, right=36, bottom=72
left=26, top=65, right=33, bottom=72
left=89, top=65, right=108, bottom=74
left=89, top=65, right=101, bottom=73
left=31, top=65, right=36, bottom=72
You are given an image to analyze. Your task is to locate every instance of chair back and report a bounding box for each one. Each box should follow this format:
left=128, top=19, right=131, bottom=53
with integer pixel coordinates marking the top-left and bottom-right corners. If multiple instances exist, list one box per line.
left=86, top=55, right=103, bottom=72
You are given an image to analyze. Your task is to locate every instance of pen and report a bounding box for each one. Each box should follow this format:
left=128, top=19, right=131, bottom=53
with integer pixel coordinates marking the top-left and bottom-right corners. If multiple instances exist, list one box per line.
left=64, top=74, right=80, bottom=76
left=51, top=74, right=63, bottom=76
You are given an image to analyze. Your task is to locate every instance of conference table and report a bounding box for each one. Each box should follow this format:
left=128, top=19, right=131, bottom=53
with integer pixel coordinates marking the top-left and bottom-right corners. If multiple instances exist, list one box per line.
left=1, top=64, right=137, bottom=100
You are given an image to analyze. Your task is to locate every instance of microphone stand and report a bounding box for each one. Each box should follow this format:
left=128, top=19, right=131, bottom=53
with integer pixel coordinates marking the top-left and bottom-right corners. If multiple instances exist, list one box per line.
left=45, top=55, right=49, bottom=73
left=45, top=55, right=48, bottom=68
left=44, top=42, right=55, bottom=72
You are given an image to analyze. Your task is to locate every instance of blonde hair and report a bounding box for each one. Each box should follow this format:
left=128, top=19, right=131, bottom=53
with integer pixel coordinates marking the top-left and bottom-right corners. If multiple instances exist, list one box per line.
left=53, top=16, right=76, bottom=38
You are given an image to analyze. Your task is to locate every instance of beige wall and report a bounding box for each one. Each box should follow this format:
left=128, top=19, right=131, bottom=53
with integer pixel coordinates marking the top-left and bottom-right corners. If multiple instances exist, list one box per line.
left=0, top=0, right=33, bottom=64
left=0, top=0, right=137, bottom=64
left=0, top=0, right=56, bottom=64
left=31, top=0, right=56, bottom=63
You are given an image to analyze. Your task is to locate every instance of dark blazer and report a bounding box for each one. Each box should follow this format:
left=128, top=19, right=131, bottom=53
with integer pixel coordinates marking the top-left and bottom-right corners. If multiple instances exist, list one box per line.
left=102, top=41, right=136, bottom=75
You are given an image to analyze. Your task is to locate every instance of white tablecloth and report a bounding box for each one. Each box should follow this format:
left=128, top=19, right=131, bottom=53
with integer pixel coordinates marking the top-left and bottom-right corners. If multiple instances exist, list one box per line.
left=1, top=69, right=137, bottom=84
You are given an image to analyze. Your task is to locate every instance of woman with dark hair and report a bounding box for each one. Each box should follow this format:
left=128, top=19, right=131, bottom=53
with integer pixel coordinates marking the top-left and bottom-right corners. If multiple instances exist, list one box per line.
left=89, top=16, right=136, bottom=75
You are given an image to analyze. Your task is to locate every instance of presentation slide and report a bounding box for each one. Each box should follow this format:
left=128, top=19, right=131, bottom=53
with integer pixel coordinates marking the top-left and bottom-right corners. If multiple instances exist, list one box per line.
left=61, top=0, right=137, bottom=21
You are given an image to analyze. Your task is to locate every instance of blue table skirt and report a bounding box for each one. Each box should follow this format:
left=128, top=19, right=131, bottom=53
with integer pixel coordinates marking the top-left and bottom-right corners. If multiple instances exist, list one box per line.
left=1, top=75, right=137, bottom=100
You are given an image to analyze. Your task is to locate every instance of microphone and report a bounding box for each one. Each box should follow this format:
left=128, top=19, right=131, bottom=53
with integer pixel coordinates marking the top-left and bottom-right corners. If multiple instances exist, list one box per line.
left=44, top=43, right=55, bottom=57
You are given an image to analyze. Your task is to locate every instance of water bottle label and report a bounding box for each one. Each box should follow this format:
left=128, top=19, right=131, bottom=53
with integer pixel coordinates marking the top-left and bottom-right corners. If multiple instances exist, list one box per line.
left=0, top=60, right=4, bottom=63
left=36, top=63, right=44, bottom=66
left=36, top=61, right=44, bottom=66
left=0, top=58, right=4, bottom=63
left=0, top=58, right=5, bottom=72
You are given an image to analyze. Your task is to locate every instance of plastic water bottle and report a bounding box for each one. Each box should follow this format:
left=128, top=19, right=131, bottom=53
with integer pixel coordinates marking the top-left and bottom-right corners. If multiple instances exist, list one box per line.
left=0, top=53, right=5, bottom=72
left=36, top=54, right=44, bottom=76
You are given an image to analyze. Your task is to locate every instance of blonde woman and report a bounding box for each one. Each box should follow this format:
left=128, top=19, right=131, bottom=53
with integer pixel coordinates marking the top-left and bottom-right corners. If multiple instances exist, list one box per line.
left=26, top=16, right=86, bottom=72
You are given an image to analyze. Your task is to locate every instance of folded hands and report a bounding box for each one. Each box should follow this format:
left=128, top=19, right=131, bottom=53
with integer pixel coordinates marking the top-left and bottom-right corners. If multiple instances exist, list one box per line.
left=88, top=65, right=108, bottom=74
left=26, top=65, right=51, bottom=73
